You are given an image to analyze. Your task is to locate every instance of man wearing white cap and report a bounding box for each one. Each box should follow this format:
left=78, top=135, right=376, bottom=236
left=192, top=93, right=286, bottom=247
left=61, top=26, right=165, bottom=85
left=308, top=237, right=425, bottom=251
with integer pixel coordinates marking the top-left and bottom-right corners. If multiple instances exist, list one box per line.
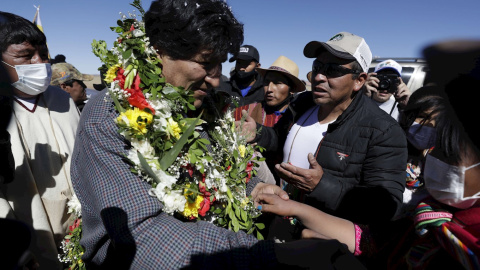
left=250, top=32, right=407, bottom=228
left=366, top=59, right=411, bottom=121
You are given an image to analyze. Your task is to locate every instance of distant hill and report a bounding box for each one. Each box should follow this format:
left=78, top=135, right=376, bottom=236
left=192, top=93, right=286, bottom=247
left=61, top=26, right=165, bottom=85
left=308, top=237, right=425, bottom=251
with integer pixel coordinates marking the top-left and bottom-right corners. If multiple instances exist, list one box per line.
left=84, top=74, right=102, bottom=90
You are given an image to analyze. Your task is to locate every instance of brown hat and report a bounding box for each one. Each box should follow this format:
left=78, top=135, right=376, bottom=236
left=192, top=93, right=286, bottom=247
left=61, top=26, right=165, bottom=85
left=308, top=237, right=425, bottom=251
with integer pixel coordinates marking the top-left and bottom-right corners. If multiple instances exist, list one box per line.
left=50, top=62, right=94, bottom=85
left=256, top=55, right=305, bottom=92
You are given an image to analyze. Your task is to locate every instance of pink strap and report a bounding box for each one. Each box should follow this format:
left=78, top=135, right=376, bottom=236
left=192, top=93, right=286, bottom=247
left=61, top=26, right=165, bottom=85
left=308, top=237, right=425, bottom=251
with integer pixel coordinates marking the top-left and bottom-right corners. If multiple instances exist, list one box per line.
left=354, top=224, right=363, bottom=256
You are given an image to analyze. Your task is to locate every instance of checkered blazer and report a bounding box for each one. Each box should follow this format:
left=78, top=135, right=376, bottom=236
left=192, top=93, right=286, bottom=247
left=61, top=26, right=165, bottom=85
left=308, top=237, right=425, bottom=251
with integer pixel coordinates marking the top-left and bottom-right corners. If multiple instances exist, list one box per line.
left=71, top=90, right=277, bottom=269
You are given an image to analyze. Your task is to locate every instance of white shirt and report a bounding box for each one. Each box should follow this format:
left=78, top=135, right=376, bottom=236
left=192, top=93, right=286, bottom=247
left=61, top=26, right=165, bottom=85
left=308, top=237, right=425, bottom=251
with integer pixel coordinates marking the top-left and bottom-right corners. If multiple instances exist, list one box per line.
left=375, top=95, right=400, bottom=121
left=283, top=105, right=333, bottom=170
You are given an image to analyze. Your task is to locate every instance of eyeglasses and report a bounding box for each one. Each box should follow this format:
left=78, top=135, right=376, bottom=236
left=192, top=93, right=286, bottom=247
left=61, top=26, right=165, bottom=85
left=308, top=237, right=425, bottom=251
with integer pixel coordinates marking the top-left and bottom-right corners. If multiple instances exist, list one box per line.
left=312, top=61, right=361, bottom=78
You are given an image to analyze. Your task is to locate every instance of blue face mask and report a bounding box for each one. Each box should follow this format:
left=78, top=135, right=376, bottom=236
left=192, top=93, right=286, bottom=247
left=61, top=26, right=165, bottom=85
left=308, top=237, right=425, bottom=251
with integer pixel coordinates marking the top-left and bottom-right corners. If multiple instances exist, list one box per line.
left=407, top=122, right=436, bottom=150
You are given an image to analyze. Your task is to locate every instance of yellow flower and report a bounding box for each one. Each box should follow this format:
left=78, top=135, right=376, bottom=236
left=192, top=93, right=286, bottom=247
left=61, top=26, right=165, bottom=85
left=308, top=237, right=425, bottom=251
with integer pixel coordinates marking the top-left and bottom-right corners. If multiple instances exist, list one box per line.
left=240, top=197, right=249, bottom=208
left=167, top=118, right=181, bottom=139
left=181, top=184, right=203, bottom=218
left=104, top=64, right=121, bottom=83
left=238, top=145, right=246, bottom=158
left=116, top=108, right=153, bottom=135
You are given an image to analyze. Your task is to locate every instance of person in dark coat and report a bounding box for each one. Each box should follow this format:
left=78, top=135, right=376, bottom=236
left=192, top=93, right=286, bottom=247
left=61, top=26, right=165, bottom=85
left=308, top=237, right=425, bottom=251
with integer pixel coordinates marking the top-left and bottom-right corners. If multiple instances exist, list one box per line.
left=248, top=32, right=407, bottom=227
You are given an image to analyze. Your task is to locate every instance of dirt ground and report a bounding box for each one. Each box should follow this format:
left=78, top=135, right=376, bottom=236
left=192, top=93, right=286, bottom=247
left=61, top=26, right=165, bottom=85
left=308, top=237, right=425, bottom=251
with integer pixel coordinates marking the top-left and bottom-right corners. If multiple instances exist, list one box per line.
left=84, top=75, right=102, bottom=90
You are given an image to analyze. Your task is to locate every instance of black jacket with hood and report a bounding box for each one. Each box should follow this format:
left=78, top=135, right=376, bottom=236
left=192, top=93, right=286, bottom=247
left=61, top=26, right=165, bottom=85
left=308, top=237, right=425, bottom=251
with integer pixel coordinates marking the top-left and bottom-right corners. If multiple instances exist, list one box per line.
left=254, top=89, right=407, bottom=225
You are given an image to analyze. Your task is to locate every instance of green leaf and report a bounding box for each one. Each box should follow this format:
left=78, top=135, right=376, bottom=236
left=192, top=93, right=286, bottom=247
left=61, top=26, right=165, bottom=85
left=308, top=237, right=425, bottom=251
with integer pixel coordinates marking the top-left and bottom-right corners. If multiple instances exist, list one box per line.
left=256, top=230, right=264, bottom=240
left=241, top=209, right=247, bottom=221
left=137, top=151, right=161, bottom=184
left=159, top=112, right=202, bottom=170
left=255, top=223, right=265, bottom=230
left=232, top=217, right=240, bottom=232
left=109, top=91, right=126, bottom=113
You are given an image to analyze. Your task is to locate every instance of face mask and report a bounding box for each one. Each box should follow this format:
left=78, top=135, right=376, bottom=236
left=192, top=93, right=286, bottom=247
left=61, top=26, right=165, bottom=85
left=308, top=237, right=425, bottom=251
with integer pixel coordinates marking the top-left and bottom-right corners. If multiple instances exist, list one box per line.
left=235, top=69, right=256, bottom=81
left=2, top=61, right=52, bottom=96
left=424, top=154, right=480, bottom=209
left=407, top=122, right=436, bottom=150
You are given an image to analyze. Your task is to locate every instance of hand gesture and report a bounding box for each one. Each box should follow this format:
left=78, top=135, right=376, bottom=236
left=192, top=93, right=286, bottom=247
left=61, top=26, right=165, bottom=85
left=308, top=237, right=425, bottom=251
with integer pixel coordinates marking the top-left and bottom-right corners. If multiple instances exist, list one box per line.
left=251, top=182, right=289, bottom=207
left=235, top=110, right=257, bottom=142
left=365, top=72, right=379, bottom=97
left=275, top=153, right=323, bottom=192
left=394, top=77, right=411, bottom=108
left=255, top=193, right=298, bottom=217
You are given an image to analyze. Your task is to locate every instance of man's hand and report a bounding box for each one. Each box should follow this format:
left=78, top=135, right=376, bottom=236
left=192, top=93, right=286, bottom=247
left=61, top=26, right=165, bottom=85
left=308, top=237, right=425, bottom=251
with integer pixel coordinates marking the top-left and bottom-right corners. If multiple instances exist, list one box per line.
left=365, top=72, right=379, bottom=97
left=235, top=110, right=257, bottom=143
left=394, top=77, right=411, bottom=108
left=275, top=153, right=323, bottom=192
left=251, top=182, right=289, bottom=207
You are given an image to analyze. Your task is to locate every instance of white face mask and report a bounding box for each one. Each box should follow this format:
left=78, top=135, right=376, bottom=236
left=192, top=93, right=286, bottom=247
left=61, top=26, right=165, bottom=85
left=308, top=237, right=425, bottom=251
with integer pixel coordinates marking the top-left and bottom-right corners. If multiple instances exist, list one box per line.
left=2, top=61, right=52, bottom=96
left=407, top=122, right=436, bottom=150
left=424, top=154, right=480, bottom=209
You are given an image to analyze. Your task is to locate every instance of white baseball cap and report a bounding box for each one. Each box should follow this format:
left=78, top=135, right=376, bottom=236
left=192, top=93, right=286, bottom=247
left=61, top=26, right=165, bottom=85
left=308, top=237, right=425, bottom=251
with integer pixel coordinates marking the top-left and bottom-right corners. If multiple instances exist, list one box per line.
left=303, top=32, right=372, bottom=73
left=374, top=59, right=402, bottom=76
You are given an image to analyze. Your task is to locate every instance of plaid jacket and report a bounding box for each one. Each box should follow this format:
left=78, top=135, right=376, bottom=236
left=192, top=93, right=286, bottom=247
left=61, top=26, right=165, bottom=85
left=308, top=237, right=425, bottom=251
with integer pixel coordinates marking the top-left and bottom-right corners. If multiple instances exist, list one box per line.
left=71, top=90, right=277, bottom=269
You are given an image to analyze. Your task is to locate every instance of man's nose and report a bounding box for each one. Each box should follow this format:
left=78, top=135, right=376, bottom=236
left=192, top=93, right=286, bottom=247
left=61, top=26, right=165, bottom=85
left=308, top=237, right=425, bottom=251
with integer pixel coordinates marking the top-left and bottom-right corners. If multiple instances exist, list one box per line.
left=205, top=64, right=222, bottom=88
left=31, top=52, right=48, bottom=64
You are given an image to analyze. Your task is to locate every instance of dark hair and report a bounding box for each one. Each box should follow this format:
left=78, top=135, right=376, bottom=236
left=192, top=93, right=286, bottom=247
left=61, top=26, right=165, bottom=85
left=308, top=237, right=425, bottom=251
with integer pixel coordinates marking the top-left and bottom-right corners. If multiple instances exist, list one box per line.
left=350, top=61, right=363, bottom=80
left=144, top=0, right=244, bottom=61
left=0, top=11, right=47, bottom=54
left=54, top=54, right=66, bottom=63
left=400, top=85, right=465, bottom=163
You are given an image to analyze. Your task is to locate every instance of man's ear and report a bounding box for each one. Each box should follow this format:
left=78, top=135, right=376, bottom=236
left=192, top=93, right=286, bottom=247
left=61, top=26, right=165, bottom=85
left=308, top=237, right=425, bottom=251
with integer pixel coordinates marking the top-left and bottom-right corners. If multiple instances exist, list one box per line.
left=353, top=72, right=367, bottom=92
left=256, top=62, right=261, bottom=68
left=59, top=83, right=68, bottom=91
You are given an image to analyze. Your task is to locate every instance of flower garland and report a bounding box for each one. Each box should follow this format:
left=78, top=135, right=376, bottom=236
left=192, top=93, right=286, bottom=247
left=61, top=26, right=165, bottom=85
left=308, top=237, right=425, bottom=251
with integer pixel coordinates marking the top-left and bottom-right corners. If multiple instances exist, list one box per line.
left=59, top=1, right=265, bottom=268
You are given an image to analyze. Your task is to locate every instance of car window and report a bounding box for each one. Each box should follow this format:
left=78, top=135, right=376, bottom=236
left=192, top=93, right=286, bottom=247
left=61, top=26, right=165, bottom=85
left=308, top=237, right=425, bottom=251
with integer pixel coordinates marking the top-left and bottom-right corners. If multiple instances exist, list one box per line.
left=400, top=67, right=415, bottom=85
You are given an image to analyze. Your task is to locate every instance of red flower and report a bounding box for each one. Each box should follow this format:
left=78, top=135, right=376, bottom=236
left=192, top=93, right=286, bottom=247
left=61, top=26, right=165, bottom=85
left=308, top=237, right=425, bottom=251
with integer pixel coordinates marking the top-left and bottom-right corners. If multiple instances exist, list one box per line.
left=115, top=68, right=126, bottom=89
left=129, top=24, right=135, bottom=32
left=198, top=197, right=211, bottom=217
left=118, top=72, right=155, bottom=114
left=245, top=161, right=254, bottom=183
left=69, top=218, right=81, bottom=232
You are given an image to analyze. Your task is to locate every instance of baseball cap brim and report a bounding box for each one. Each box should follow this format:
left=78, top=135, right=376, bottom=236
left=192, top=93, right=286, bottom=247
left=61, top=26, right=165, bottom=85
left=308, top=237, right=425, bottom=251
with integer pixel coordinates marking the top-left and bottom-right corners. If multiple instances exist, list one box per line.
left=375, top=66, right=401, bottom=76
left=303, top=41, right=356, bottom=60
left=81, top=74, right=94, bottom=81
left=229, top=54, right=257, bottom=63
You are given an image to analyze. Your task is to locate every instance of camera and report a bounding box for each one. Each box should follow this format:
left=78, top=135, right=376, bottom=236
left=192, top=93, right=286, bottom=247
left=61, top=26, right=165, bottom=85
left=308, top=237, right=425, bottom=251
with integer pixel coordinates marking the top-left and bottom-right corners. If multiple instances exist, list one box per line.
left=376, top=74, right=400, bottom=93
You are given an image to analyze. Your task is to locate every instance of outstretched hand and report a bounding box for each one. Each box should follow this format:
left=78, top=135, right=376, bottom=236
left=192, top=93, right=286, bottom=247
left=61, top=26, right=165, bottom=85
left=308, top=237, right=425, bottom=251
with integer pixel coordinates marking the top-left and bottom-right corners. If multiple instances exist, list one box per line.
left=235, top=110, right=257, bottom=143
left=251, top=182, right=289, bottom=208
left=275, top=153, right=323, bottom=192
left=255, top=193, right=298, bottom=217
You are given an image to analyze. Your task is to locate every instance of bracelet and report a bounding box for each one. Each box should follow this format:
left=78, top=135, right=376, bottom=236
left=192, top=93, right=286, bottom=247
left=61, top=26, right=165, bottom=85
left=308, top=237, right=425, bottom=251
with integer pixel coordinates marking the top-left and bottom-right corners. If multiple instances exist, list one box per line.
left=354, top=224, right=363, bottom=256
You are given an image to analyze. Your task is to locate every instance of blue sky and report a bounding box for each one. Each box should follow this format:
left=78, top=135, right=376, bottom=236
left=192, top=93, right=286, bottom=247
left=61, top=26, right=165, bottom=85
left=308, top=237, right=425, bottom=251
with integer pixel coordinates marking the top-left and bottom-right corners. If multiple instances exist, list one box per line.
left=3, top=0, right=480, bottom=81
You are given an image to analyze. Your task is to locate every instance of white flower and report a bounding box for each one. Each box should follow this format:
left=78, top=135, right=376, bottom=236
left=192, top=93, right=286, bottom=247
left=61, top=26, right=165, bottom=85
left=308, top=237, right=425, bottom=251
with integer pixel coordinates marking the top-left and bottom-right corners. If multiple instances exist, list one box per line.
left=130, top=138, right=156, bottom=160
left=149, top=187, right=185, bottom=214
left=132, top=29, right=144, bottom=37
left=163, top=190, right=186, bottom=214
left=67, top=194, right=82, bottom=217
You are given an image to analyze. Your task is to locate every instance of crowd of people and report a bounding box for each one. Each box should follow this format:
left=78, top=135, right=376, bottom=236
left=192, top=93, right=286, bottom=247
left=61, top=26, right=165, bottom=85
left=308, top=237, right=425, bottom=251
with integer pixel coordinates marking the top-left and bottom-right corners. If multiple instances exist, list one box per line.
left=1, top=0, right=480, bottom=269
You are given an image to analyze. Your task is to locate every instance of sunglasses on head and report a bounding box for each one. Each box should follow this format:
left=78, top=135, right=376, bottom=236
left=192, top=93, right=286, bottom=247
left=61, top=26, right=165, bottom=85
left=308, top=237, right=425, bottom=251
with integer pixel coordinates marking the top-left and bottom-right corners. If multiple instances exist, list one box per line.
left=312, top=61, right=361, bottom=78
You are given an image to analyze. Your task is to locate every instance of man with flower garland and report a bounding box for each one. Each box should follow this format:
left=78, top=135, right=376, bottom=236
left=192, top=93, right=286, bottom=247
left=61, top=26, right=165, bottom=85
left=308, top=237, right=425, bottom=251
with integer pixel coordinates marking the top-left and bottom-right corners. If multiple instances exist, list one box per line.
left=71, top=0, right=365, bottom=269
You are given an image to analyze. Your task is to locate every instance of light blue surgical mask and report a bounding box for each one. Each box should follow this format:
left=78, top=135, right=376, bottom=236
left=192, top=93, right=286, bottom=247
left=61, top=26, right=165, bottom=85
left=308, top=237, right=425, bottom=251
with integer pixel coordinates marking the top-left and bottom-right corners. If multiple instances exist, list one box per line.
left=407, top=122, right=436, bottom=150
